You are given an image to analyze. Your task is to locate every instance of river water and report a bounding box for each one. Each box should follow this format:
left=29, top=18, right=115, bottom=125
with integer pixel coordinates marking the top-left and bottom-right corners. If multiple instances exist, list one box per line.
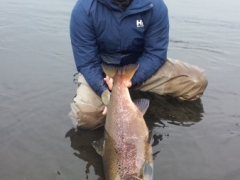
left=0, top=0, right=240, bottom=179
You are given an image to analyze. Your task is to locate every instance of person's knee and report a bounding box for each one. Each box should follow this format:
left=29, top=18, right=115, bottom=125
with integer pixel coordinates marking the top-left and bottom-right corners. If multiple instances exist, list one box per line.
left=198, top=73, right=208, bottom=92
left=69, top=102, right=105, bottom=130
left=193, top=73, right=208, bottom=100
left=178, top=73, right=208, bottom=101
left=69, top=76, right=106, bottom=130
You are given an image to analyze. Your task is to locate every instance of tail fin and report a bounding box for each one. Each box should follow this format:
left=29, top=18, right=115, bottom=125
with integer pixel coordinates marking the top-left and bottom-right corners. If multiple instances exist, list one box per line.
left=102, top=64, right=139, bottom=81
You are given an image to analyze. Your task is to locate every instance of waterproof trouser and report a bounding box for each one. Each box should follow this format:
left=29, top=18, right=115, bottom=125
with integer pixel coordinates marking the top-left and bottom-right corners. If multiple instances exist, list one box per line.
left=68, top=58, right=208, bottom=130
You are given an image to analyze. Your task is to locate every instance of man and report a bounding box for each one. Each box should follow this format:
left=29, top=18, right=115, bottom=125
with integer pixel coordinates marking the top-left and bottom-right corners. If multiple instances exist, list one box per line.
left=68, top=0, right=208, bottom=129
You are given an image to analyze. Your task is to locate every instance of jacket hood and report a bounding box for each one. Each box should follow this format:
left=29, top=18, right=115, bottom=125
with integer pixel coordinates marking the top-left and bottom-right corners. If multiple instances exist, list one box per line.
left=97, top=0, right=152, bottom=11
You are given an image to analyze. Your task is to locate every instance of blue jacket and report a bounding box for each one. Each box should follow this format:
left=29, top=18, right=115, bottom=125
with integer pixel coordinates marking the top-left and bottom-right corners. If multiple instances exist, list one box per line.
left=70, top=0, right=169, bottom=96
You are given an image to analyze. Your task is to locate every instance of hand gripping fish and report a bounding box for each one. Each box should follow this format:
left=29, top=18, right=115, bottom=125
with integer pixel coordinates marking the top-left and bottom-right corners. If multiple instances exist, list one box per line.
left=92, top=64, right=153, bottom=180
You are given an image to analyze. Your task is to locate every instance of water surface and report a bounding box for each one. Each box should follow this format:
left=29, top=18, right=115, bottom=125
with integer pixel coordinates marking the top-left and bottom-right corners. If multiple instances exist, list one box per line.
left=0, top=0, right=240, bottom=179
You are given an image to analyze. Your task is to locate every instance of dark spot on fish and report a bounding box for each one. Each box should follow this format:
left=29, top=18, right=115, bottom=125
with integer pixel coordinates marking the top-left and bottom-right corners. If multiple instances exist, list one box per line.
left=57, top=171, right=61, bottom=175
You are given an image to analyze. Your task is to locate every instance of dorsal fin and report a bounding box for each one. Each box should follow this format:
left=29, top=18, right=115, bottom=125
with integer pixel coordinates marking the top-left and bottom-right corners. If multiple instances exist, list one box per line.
left=91, top=137, right=105, bottom=156
left=133, top=99, right=149, bottom=115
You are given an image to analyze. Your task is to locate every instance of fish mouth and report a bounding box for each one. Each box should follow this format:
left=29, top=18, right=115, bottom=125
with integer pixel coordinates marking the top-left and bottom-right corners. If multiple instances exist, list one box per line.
left=125, top=175, right=143, bottom=180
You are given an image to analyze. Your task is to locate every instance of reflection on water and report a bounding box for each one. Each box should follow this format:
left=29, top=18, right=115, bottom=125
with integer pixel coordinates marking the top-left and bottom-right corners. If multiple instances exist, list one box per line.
left=65, top=127, right=105, bottom=180
left=130, top=90, right=204, bottom=129
left=66, top=91, right=204, bottom=179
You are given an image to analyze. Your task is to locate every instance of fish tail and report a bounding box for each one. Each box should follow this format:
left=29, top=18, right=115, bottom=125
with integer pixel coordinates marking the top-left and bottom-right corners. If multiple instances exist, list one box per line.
left=102, top=64, right=139, bottom=81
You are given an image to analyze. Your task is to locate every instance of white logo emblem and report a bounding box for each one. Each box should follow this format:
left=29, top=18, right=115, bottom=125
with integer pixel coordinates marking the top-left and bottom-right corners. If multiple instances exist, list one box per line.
left=136, top=20, right=144, bottom=27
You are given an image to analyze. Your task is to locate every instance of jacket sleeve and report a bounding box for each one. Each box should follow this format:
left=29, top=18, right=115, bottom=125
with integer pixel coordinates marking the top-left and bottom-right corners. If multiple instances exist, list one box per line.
left=70, top=3, right=108, bottom=96
left=131, top=0, right=169, bottom=87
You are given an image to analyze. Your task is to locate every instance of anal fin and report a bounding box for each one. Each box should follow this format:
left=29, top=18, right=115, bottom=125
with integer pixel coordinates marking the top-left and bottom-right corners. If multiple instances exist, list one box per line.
left=133, top=99, right=150, bottom=115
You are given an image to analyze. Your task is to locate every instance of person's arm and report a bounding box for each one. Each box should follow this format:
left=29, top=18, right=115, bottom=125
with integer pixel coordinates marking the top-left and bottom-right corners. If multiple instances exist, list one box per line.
left=131, top=0, right=169, bottom=86
left=70, top=2, right=108, bottom=96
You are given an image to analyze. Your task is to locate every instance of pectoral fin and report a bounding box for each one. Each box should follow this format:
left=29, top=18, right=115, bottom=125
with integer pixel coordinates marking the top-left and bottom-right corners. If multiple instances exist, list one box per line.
left=133, top=99, right=150, bottom=115
left=143, top=161, right=153, bottom=180
left=91, top=137, right=105, bottom=156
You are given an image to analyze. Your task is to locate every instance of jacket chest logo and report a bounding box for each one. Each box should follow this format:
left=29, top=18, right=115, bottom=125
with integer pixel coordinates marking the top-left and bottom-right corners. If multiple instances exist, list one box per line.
left=136, top=20, right=144, bottom=27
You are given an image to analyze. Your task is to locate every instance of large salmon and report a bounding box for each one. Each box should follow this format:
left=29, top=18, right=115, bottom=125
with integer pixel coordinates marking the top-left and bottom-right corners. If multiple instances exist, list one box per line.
left=92, top=64, right=153, bottom=180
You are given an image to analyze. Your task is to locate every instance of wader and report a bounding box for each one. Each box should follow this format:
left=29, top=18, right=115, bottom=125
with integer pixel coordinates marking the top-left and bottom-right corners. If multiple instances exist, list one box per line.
left=68, top=58, right=208, bottom=130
